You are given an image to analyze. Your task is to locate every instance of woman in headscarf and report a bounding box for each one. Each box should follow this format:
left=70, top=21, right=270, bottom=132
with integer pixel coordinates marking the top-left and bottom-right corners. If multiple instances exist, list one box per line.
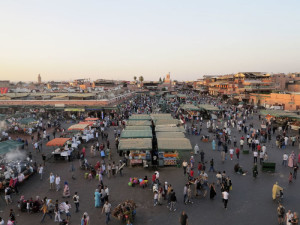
left=288, top=152, right=295, bottom=168
left=63, top=181, right=70, bottom=198
left=94, top=189, right=101, bottom=208
left=81, top=212, right=90, bottom=225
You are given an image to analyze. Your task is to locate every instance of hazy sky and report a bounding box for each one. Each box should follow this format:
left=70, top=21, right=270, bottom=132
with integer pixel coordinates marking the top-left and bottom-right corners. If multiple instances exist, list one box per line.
left=0, top=0, right=299, bottom=82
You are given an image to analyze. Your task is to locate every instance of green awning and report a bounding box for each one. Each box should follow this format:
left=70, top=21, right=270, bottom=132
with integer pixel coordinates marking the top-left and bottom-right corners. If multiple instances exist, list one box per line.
left=156, top=132, right=185, bottom=138
left=128, top=114, right=151, bottom=120
left=0, top=140, right=24, bottom=155
left=121, top=130, right=152, bottom=139
left=118, top=138, right=152, bottom=151
left=155, top=126, right=185, bottom=132
left=125, top=126, right=152, bottom=131
left=18, top=117, right=38, bottom=125
left=157, top=138, right=192, bottom=151
left=126, top=120, right=152, bottom=126
left=153, top=119, right=180, bottom=126
left=198, top=104, right=219, bottom=111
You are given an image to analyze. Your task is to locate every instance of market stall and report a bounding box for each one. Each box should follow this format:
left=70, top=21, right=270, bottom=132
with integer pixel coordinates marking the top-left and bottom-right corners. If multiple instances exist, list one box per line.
left=156, top=132, right=185, bottom=138
left=120, top=130, right=152, bottom=139
left=118, top=138, right=152, bottom=166
left=155, top=126, right=185, bottom=132
left=128, top=114, right=151, bottom=120
left=124, top=126, right=152, bottom=131
left=46, top=138, right=73, bottom=160
left=157, top=138, right=192, bottom=166
left=126, top=120, right=152, bottom=126
left=68, top=124, right=94, bottom=142
left=0, top=140, right=24, bottom=156
left=85, top=117, right=99, bottom=121
left=153, top=118, right=180, bottom=126
left=17, top=117, right=38, bottom=135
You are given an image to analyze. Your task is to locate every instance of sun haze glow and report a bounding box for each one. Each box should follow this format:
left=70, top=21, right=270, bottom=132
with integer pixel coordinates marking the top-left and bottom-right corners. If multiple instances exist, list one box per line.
left=0, top=0, right=299, bottom=82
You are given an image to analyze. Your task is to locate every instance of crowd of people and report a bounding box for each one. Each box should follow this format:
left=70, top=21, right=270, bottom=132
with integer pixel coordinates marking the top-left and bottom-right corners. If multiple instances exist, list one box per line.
left=0, top=93, right=299, bottom=225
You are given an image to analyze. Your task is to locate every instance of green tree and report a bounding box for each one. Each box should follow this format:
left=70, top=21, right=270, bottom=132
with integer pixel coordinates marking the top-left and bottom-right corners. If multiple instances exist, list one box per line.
left=134, top=76, right=137, bottom=81
left=139, top=76, right=144, bottom=83
left=159, top=77, right=162, bottom=83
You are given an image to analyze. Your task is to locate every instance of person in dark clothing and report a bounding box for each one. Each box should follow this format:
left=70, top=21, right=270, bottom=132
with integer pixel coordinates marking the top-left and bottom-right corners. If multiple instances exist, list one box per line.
left=200, top=150, right=205, bottom=163
left=180, top=211, right=188, bottom=225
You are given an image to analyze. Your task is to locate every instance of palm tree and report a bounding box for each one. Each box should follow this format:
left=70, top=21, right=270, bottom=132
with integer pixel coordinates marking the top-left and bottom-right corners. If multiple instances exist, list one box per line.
left=139, top=76, right=144, bottom=83
left=133, top=76, right=137, bottom=82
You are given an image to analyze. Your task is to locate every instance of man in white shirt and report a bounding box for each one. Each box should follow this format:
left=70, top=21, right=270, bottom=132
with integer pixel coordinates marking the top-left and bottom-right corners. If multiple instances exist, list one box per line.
left=102, top=201, right=112, bottom=224
left=253, top=151, right=258, bottom=164
left=222, top=190, right=229, bottom=209
left=282, top=154, right=288, bottom=167
left=38, top=165, right=43, bottom=180
left=55, top=175, right=61, bottom=191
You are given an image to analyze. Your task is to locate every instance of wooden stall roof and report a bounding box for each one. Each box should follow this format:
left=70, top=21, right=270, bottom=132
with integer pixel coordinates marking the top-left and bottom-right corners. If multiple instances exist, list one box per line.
left=118, top=138, right=152, bottom=151
left=46, top=138, right=70, bottom=147
left=157, top=138, right=192, bottom=151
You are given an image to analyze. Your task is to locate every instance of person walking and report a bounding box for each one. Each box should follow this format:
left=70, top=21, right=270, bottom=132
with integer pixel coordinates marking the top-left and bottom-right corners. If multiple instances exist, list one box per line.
left=282, top=154, right=288, bottom=167
left=38, top=164, right=43, bottom=180
left=229, top=148, right=234, bottom=160
left=222, top=189, right=229, bottom=209
left=41, top=202, right=52, bottom=223
left=253, top=151, right=258, bottom=164
left=179, top=211, right=188, bottom=225
left=235, top=147, right=240, bottom=160
left=102, top=201, right=112, bottom=224
left=277, top=203, right=285, bottom=225
left=73, top=192, right=80, bottom=212
left=169, top=190, right=177, bottom=212
left=209, top=159, right=215, bottom=172
left=49, top=172, right=55, bottom=190
left=55, top=174, right=61, bottom=191
left=293, top=164, right=298, bottom=179
left=54, top=200, right=62, bottom=223
left=182, top=160, right=188, bottom=176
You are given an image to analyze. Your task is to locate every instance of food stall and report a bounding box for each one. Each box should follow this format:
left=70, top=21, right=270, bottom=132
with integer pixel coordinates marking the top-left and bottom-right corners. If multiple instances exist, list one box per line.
left=118, top=138, right=152, bottom=166
left=46, top=138, right=73, bottom=160
left=157, top=138, right=192, bottom=166
left=68, top=124, right=94, bottom=142
left=0, top=140, right=33, bottom=189
left=17, top=117, right=38, bottom=135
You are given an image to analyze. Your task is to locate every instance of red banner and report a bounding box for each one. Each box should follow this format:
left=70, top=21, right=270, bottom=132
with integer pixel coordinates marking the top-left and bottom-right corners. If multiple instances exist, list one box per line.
left=0, top=87, right=8, bottom=94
